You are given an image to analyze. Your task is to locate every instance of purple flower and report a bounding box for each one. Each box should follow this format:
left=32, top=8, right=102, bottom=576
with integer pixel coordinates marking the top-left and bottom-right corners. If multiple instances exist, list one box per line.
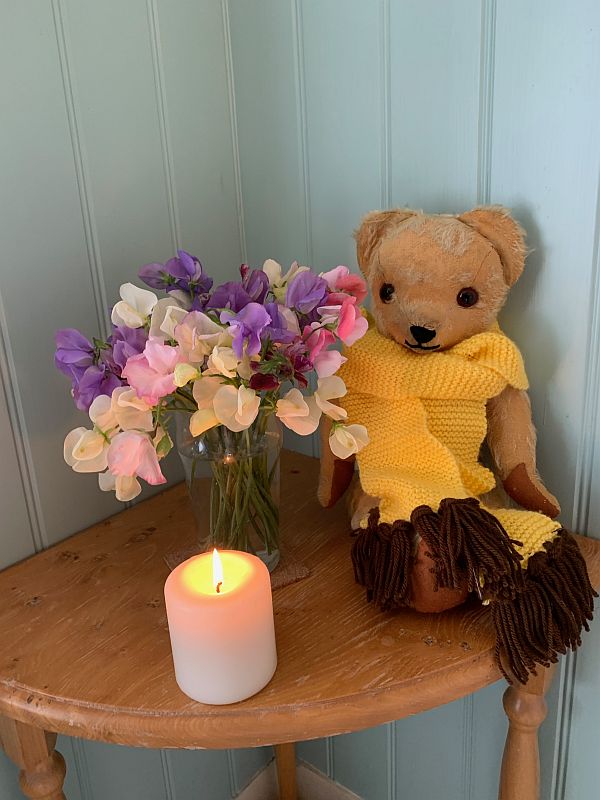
left=222, top=303, right=271, bottom=357
left=55, top=329, right=94, bottom=382
left=286, top=271, right=328, bottom=315
left=110, top=325, right=148, bottom=373
left=73, top=364, right=122, bottom=412
left=263, top=302, right=295, bottom=344
left=242, top=269, right=269, bottom=303
left=207, top=281, right=252, bottom=313
left=139, top=250, right=212, bottom=296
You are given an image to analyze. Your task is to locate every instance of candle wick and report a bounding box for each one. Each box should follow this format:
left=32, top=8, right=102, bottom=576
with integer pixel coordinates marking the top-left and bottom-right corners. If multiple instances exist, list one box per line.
left=216, top=581, right=223, bottom=594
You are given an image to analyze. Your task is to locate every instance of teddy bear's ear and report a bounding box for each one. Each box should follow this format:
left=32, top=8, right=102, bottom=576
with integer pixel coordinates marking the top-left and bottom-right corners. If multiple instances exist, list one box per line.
left=354, top=209, right=417, bottom=275
left=458, top=206, right=526, bottom=287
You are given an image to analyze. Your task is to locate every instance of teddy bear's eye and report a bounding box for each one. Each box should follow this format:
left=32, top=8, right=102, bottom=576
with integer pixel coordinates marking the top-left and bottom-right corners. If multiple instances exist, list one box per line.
left=379, top=283, right=395, bottom=303
left=457, top=287, right=479, bottom=308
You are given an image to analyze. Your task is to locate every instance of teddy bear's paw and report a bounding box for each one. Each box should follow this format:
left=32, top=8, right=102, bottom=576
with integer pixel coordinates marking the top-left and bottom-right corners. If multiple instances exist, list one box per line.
left=503, top=463, right=561, bottom=518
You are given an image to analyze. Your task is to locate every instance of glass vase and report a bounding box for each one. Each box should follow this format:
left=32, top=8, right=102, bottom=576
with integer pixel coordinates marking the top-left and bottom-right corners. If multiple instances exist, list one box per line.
left=175, top=411, right=282, bottom=572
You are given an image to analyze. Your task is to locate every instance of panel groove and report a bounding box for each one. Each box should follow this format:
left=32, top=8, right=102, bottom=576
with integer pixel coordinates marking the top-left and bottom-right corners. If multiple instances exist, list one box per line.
left=477, top=0, right=496, bottom=206
left=380, top=0, right=392, bottom=209
left=0, top=290, right=46, bottom=552
left=291, top=0, right=313, bottom=266
left=221, top=0, right=247, bottom=265
left=159, top=750, right=176, bottom=800
left=386, top=723, right=396, bottom=800
left=147, top=0, right=182, bottom=254
left=553, top=160, right=600, bottom=800
left=227, top=749, right=238, bottom=796
left=50, top=0, right=110, bottom=340
left=462, top=696, right=474, bottom=800
left=71, top=739, right=94, bottom=800
left=325, top=736, right=335, bottom=780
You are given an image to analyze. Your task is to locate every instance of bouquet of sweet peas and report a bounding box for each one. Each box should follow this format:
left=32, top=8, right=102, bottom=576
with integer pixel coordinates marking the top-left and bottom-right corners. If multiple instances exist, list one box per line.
left=55, top=252, right=370, bottom=508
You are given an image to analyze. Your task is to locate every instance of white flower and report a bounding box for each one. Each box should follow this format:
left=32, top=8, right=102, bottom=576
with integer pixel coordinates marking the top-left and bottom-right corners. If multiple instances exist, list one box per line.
left=175, top=311, right=230, bottom=362
left=174, top=363, right=200, bottom=387
left=329, top=423, right=369, bottom=459
left=149, top=298, right=188, bottom=340
left=88, top=394, right=118, bottom=434
left=64, top=427, right=109, bottom=473
left=206, top=346, right=240, bottom=378
left=189, top=407, right=219, bottom=436
left=261, top=259, right=310, bottom=302
left=314, top=376, right=348, bottom=421
left=99, top=471, right=142, bottom=502
left=213, top=385, right=260, bottom=432
left=276, top=388, right=321, bottom=435
left=110, top=386, right=154, bottom=431
left=192, top=375, right=224, bottom=409
left=111, top=283, right=158, bottom=329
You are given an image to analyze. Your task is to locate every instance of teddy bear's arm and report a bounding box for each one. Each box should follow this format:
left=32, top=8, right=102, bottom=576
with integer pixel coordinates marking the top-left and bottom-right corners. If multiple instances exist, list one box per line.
left=486, top=385, right=560, bottom=518
left=317, top=415, right=356, bottom=507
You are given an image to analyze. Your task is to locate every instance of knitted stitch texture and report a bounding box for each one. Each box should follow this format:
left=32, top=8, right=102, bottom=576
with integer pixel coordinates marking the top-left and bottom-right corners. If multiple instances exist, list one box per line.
left=339, top=323, right=560, bottom=562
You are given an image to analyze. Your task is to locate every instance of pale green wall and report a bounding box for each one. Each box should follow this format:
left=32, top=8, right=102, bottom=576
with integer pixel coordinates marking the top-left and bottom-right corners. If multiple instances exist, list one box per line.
left=1, top=1, right=600, bottom=799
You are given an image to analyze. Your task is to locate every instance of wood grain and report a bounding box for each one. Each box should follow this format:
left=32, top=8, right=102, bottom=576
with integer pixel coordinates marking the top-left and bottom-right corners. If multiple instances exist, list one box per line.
left=0, top=451, right=598, bottom=752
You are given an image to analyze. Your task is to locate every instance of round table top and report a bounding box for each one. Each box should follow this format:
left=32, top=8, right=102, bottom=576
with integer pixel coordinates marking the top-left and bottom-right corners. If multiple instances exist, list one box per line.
left=0, top=451, right=598, bottom=749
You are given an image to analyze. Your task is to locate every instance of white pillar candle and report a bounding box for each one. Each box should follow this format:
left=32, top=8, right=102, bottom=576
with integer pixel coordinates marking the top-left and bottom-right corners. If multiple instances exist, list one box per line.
left=164, top=549, right=277, bottom=704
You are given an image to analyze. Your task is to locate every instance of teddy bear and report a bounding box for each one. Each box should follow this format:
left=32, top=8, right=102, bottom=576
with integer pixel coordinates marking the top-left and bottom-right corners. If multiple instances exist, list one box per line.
left=318, top=206, right=595, bottom=683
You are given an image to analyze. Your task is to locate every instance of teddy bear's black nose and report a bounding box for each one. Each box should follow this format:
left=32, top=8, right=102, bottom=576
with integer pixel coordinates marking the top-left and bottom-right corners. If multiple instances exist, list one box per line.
left=410, top=325, right=436, bottom=344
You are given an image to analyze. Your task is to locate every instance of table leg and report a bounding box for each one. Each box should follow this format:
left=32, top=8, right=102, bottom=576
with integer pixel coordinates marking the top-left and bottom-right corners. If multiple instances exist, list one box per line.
left=274, top=742, right=297, bottom=800
left=498, top=664, right=556, bottom=800
left=0, top=716, right=66, bottom=800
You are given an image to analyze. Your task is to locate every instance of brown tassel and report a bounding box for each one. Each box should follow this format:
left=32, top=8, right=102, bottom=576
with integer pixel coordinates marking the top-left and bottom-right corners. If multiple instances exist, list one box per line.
left=351, top=508, right=413, bottom=610
left=411, top=498, right=524, bottom=600
left=491, top=529, right=597, bottom=684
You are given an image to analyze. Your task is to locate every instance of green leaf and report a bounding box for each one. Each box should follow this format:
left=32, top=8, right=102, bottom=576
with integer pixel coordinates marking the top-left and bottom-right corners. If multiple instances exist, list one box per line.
left=156, top=431, right=173, bottom=458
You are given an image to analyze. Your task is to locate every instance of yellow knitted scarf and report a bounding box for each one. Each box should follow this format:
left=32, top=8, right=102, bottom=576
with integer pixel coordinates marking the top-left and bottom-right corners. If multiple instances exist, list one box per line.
left=340, top=321, right=595, bottom=685
left=339, top=322, right=560, bottom=563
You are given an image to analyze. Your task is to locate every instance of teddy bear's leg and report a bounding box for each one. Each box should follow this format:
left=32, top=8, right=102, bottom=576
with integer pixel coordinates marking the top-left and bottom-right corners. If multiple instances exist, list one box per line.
left=486, top=385, right=560, bottom=517
left=347, top=475, right=379, bottom=529
left=317, top=416, right=356, bottom=508
left=410, top=538, right=469, bottom=613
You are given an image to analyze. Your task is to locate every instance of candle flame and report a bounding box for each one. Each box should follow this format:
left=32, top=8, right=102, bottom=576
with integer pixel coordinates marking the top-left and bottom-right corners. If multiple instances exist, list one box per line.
left=212, top=548, right=224, bottom=594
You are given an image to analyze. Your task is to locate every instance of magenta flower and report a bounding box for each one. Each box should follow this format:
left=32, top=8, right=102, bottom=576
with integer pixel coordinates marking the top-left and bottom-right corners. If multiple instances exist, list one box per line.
left=222, top=303, right=271, bottom=357
left=107, top=431, right=166, bottom=485
left=122, top=340, right=181, bottom=405
left=304, top=324, right=336, bottom=361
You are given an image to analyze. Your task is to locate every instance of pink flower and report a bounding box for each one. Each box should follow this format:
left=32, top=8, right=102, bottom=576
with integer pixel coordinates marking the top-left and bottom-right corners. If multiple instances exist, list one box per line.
left=313, top=349, right=347, bottom=378
left=318, top=297, right=368, bottom=346
left=107, top=431, right=166, bottom=485
left=321, top=266, right=368, bottom=304
left=122, top=339, right=181, bottom=405
left=304, top=324, right=335, bottom=361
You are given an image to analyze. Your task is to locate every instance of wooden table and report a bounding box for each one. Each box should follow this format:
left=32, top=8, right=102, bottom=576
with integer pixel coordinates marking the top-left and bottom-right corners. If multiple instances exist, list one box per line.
left=0, top=451, right=599, bottom=800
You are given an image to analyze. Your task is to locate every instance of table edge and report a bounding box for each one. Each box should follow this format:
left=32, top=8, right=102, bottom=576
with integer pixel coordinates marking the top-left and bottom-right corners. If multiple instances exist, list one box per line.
left=0, top=653, right=501, bottom=748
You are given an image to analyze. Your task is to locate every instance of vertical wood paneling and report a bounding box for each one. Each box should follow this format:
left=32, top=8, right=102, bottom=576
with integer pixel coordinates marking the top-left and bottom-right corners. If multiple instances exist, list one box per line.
left=490, top=4, right=600, bottom=798
left=389, top=0, right=482, bottom=211
left=394, top=701, right=466, bottom=799
left=333, top=725, right=390, bottom=799
left=82, top=741, right=167, bottom=800
left=301, top=0, right=383, bottom=271
left=153, top=0, right=243, bottom=272
left=231, top=746, right=273, bottom=794
left=228, top=0, right=308, bottom=268
left=0, top=0, right=121, bottom=544
left=167, top=749, right=232, bottom=800
left=0, top=367, right=37, bottom=568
